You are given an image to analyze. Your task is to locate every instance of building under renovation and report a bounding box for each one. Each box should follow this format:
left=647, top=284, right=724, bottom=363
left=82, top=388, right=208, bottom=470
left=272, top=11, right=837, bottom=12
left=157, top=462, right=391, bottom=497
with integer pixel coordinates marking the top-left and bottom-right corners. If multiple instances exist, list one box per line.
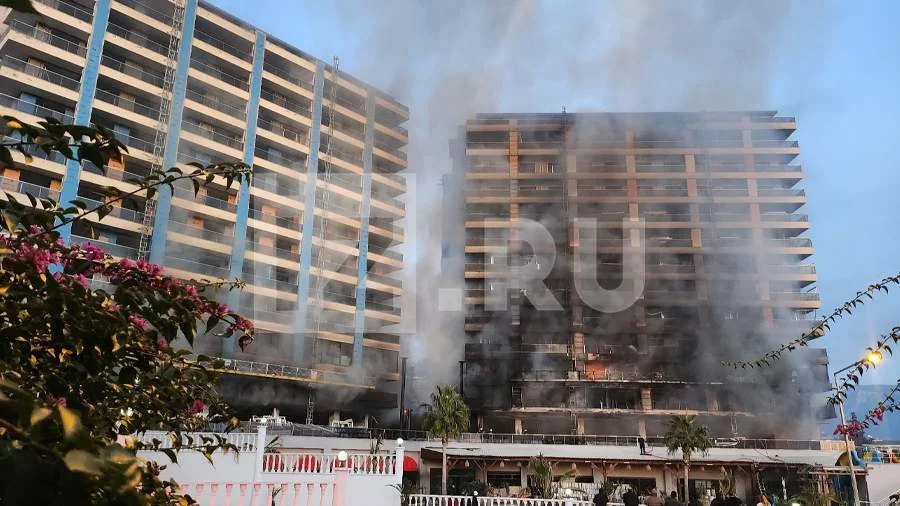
left=0, top=0, right=407, bottom=420
left=443, top=112, right=831, bottom=439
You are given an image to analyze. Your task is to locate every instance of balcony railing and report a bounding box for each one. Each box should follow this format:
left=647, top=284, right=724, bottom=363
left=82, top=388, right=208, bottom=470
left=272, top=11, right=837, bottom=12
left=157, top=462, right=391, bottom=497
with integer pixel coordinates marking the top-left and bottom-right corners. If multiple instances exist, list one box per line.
left=237, top=305, right=295, bottom=326
left=0, top=93, right=73, bottom=123
left=71, top=235, right=139, bottom=259
left=0, top=177, right=59, bottom=200
left=94, top=88, right=158, bottom=118
left=75, top=197, right=145, bottom=223
left=106, top=22, right=169, bottom=56
left=217, top=358, right=376, bottom=386
left=263, top=64, right=314, bottom=92
left=114, top=0, right=173, bottom=23
left=637, top=188, right=689, bottom=197
left=190, top=58, right=249, bottom=90
left=104, top=166, right=149, bottom=182
left=8, top=19, right=87, bottom=56
left=769, top=237, right=812, bottom=248
left=100, top=54, right=165, bottom=88
left=259, top=89, right=311, bottom=116
left=36, top=0, right=93, bottom=21
left=164, top=255, right=229, bottom=278
left=168, top=220, right=234, bottom=243
left=254, top=146, right=305, bottom=169
left=761, top=213, right=809, bottom=222
left=252, top=176, right=303, bottom=199
left=769, top=264, right=816, bottom=275
left=244, top=272, right=298, bottom=294
left=366, top=271, right=401, bottom=288
left=185, top=88, right=246, bottom=119
left=2, top=55, right=81, bottom=90
left=258, top=117, right=307, bottom=145
left=193, top=29, right=251, bottom=62
left=758, top=188, right=806, bottom=197
left=181, top=120, right=243, bottom=150
left=172, top=187, right=236, bottom=212
left=116, top=132, right=154, bottom=153
left=247, top=240, right=299, bottom=262
left=248, top=209, right=300, bottom=229
left=772, top=291, right=820, bottom=302
left=753, top=140, right=799, bottom=148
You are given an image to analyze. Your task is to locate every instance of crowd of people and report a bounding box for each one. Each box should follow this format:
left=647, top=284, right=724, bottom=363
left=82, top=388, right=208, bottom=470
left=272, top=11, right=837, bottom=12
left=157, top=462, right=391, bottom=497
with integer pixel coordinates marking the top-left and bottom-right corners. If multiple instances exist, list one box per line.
left=592, top=487, right=762, bottom=506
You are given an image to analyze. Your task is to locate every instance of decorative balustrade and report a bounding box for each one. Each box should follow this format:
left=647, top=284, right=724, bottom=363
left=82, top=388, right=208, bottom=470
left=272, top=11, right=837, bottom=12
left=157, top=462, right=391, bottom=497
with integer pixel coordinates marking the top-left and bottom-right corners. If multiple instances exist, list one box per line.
left=174, top=482, right=336, bottom=506
left=409, top=496, right=592, bottom=506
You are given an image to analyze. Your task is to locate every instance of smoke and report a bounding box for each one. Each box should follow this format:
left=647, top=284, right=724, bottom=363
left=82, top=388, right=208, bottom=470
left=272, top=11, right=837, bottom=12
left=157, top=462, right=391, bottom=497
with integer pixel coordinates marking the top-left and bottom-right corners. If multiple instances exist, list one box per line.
left=228, top=0, right=836, bottom=431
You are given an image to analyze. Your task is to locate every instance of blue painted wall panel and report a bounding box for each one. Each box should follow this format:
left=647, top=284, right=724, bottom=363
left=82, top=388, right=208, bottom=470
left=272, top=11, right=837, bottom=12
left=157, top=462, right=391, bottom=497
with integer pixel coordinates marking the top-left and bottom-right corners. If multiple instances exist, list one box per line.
left=352, top=90, right=377, bottom=368
left=223, top=30, right=266, bottom=358
left=57, top=0, right=111, bottom=243
left=292, top=62, right=326, bottom=364
left=148, top=0, right=199, bottom=264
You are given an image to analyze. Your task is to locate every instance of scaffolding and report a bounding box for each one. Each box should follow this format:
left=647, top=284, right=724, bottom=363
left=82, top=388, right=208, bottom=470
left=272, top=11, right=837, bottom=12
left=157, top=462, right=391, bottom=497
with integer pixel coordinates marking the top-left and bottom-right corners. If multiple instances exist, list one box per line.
left=137, top=1, right=186, bottom=260
left=306, top=56, right=342, bottom=425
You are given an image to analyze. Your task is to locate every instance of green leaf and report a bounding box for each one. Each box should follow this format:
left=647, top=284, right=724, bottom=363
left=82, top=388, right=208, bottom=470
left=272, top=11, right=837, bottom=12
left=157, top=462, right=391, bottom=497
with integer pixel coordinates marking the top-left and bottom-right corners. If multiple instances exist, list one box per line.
left=0, top=146, right=14, bottom=169
left=64, top=450, right=103, bottom=476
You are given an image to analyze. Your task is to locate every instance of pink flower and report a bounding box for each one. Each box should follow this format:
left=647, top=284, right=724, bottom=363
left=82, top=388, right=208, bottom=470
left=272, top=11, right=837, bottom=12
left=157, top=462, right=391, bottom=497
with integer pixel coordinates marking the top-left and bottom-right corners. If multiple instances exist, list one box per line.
left=16, top=243, right=60, bottom=272
left=48, top=395, right=66, bottom=407
left=118, top=258, right=137, bottom=270
left=156, top=336, right=168, bottom=348
left=189, top=399, right=207, bottom=414
left=79, top=242, right=106, bottom=261
left=217, top=303, right=230, bottom=316
left=184, top=284, right=199, bottom=297
left=128, top=315, right=151, bottom=332
left=227, top=317, right=255, bottom=333
left=74, top=274, right=89, bottom=289
left=28, top=225, right=45, bottom=236
left=136, top=260, right=163, bottom=276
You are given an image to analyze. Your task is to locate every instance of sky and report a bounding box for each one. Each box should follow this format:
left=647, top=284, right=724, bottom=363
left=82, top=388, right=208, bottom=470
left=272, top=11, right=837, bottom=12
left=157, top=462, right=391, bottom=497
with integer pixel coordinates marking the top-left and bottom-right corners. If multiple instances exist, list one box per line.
left=209, top=0, right=900, bottom=389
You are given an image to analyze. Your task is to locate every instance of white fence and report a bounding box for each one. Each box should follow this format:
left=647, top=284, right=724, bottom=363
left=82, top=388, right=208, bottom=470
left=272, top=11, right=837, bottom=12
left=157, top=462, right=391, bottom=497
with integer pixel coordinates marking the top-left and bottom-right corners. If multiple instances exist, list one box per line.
left=136, top=425, right=402, bottom=506
left=175, top=479, right=343, bottom=506
left=409, top=495, right=592, bottom=506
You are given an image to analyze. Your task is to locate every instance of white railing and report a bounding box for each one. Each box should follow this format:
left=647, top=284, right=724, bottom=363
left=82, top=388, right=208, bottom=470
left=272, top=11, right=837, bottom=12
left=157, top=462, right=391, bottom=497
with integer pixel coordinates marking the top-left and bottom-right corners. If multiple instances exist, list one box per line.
left=261, top=451, right=398, bottom=476
left=134, top=430, right=260, bottom=451
left=176, top=479, right=342, bottom=506
left=137, top=425, right=402, bottom=505
left=409, top=496, right=592, bottom=506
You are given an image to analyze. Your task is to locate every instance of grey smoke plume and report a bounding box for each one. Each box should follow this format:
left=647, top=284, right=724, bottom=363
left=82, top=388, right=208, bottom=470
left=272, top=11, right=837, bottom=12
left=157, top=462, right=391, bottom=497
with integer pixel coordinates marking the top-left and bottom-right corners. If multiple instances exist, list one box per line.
left=286, top=0, right=836, bottom=429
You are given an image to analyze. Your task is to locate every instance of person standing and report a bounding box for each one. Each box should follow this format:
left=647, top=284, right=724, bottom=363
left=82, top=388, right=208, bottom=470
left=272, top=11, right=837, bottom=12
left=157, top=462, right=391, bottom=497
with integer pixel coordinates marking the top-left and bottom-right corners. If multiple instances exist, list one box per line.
left=725, top=492, right=744, bottom=506
left=593, top=488, right=609, bottom=506
left=623, top=487, right=640, bottom=506
left=638, top=436, right=647, bottom=455
left=665, top=491, right=682, bottom=506
left=711, top=491, right=726, bottom=506
left=646, top=490, right=665, bottom=506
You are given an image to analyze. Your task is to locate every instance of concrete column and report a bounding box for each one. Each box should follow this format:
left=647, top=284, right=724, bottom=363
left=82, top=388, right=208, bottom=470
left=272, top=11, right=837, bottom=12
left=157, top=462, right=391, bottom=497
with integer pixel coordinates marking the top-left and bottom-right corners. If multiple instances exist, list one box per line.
left=641, top=388, right=652, bottom=410
left=576, top=417, right=585, bottom=435
left=253, top=424, right=267, bottom=483
left=638, top=419, right=647, bottom=438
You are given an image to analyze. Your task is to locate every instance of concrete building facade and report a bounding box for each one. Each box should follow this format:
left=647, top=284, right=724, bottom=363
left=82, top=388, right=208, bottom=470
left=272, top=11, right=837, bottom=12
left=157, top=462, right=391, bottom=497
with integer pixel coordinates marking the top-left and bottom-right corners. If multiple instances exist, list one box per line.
left=444, top=112, right=830, bottom=439
left=0, top=0, right=407, bottom=417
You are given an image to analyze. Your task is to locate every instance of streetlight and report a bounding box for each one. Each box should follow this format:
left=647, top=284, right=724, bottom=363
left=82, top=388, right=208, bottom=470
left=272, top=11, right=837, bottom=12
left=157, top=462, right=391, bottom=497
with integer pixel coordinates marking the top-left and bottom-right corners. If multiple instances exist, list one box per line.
left=833, top=352, right=882, bottom=506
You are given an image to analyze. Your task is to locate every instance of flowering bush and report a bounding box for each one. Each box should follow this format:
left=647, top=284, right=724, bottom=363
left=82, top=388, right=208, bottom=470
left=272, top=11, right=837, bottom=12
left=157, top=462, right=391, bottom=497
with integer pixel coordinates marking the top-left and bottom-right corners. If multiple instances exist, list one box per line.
left=0, top=116, right=253, bottom=504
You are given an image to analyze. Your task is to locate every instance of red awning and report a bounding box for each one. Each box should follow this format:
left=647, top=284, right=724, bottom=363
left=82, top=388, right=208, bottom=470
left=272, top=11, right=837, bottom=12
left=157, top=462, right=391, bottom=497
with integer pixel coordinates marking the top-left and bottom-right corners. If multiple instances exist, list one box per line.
left=403, top=455, right=418, bottom=472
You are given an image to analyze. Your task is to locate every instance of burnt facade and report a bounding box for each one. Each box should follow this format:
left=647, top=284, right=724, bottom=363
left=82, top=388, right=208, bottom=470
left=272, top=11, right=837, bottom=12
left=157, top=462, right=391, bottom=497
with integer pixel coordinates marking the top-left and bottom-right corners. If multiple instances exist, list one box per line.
left=444, top=112, right=831, bottom=438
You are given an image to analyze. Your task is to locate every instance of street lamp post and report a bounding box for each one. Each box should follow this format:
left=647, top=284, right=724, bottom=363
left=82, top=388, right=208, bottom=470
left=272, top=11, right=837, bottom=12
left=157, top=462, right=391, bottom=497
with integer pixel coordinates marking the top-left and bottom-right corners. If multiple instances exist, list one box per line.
left=832, top=351, right=882, bottom=506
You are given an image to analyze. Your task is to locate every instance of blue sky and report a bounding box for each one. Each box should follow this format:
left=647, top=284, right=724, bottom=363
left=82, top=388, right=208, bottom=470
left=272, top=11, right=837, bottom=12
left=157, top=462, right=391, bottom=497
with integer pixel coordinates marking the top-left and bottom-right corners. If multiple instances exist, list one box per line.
left=210, top=0, right=900, bottom=387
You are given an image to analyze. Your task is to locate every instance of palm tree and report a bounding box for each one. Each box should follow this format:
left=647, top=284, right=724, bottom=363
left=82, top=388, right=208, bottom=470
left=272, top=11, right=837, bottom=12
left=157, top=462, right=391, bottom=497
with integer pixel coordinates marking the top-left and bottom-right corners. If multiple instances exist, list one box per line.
left=422, top=385, right=471, bottom=495
left=664, top=415, right=712, bottom=503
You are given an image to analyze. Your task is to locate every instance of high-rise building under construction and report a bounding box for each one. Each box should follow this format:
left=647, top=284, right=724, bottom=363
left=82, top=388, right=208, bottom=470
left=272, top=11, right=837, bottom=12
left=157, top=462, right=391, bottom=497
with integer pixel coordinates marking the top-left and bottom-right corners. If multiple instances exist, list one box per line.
left=0, top=0, right=407, bottom=418
left=444, top=112, right=830, bottom=438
